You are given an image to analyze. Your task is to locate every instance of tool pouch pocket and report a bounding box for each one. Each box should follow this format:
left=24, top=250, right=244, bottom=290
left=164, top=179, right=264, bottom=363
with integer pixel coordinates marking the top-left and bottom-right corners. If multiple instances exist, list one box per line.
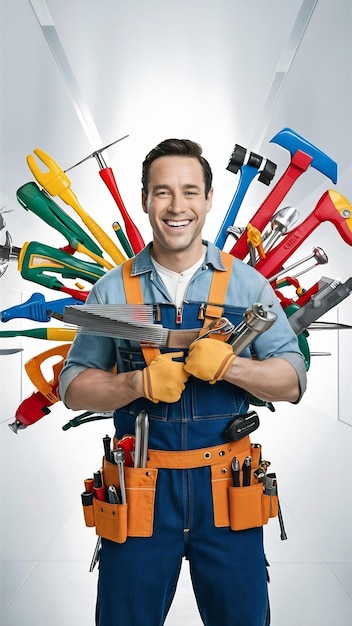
left=93, top=500, right=128, bottom=544
left=229, top=483, right=264, bottom=531
left=81, top=459, right=158, bottom=541
left=82, top=502, right=95, bottom=528
left=228, top=482, right=279, bottom=531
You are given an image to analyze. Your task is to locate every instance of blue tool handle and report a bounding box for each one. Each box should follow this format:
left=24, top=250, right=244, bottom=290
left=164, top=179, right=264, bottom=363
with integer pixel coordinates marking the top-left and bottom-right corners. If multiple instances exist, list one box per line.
left=0, top=292, right=82, bottom=323
left=214, top=166, right=259, bottom=249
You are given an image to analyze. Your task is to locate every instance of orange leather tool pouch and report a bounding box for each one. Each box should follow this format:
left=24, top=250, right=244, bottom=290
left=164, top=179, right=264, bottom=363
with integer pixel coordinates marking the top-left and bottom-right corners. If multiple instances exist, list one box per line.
left=81, top=458, right=158, bottom=542
left=228, top=474, right=279, bottom=532
left=210, top=440, right=279, bottom=531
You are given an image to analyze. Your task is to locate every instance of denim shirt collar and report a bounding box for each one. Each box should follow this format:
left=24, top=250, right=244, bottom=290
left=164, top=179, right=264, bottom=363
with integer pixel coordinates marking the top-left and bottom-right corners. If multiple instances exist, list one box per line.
left=131, top=241, right=227, bottom=277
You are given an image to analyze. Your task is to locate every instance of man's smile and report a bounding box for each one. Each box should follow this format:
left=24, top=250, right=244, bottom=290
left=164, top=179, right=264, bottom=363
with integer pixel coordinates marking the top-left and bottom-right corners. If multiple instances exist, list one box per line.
left=164, top=219, right=191, bottom=228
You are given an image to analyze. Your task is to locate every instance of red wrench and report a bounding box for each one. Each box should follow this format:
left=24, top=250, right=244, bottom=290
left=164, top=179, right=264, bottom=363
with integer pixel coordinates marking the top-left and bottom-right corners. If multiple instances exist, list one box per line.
left=255, top=190, right=352, bottom=279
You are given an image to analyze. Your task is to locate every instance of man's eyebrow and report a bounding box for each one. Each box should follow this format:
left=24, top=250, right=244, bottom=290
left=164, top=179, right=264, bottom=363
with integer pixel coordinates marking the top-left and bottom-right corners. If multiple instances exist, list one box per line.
left=152, top=184, right=172, bottom=191
left=152, top=183, right=201, bottom=190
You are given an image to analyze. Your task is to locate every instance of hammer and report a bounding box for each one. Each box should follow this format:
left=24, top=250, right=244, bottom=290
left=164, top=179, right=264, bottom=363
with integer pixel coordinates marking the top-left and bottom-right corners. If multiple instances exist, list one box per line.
left=66, top=136, right=145, bottom=254
left=229, top=128, right=338, bottom=259
left=214, top=144, right=276, bottom=249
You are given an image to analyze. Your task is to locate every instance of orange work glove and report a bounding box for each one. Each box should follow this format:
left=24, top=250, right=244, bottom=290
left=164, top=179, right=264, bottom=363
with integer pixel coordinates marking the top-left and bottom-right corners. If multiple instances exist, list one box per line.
left=184, top=338, right=236, bottom=384
left=142, top=351, right=189, bottom=403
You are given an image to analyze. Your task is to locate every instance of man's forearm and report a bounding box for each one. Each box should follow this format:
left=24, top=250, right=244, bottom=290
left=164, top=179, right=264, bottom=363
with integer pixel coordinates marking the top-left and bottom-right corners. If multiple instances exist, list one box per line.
left=223, top=356, right=300, bottom=403
left=64, top=368, right=144, bottom=412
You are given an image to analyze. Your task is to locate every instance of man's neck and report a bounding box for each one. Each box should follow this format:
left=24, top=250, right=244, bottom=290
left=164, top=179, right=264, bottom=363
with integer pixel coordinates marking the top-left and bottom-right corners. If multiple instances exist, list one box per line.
left=151, top=242, right=206, bottom=274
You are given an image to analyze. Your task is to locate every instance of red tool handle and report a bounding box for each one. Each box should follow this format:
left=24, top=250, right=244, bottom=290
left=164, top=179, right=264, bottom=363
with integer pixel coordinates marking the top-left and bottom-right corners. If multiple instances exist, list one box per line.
left=229, top=150, right=313, bottom=259
left=99, top=168, right=145, bottom=254
left=15, top=390, right=53, bottom=428
left=60, top=286, right=89, bottom=301
left=255, top=190, right=352, bottom=279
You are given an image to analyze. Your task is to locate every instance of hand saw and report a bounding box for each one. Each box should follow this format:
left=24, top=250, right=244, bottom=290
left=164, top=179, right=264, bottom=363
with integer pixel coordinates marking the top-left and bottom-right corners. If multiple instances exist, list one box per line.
left=63, top=302, right=277, bottom=350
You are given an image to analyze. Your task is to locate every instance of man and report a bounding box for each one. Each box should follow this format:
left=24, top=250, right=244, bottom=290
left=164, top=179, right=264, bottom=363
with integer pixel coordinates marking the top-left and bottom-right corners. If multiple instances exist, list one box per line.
left=59, top=138, right=306, bottom=625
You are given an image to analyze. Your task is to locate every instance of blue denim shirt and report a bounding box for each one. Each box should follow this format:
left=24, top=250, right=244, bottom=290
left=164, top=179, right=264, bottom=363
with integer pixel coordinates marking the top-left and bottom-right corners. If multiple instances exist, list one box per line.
left=59, top=241, right=306, bottom=449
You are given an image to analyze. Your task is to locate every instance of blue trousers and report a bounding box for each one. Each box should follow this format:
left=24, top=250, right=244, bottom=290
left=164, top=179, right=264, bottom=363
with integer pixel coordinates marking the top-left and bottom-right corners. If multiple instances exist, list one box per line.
left=95, top=466, right=270, bottom=625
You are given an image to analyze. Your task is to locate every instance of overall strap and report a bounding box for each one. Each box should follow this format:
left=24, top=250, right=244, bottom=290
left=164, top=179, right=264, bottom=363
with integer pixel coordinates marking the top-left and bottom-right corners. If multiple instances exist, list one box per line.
left=202, top=250, right=234, bottom=327
left=122, top=259, right=160, bottom=364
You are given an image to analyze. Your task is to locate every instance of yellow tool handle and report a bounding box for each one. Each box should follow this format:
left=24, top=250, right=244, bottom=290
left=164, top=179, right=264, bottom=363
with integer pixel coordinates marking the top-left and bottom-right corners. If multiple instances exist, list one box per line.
left=27, top=149, right=126, bottom=266
left=247, top=223, right=266, bottom=259
left=46, top=328, right=76, bottom=341
left=61, top=190, right=126, bottom=265
left=75, top=243, right=114, bottom=270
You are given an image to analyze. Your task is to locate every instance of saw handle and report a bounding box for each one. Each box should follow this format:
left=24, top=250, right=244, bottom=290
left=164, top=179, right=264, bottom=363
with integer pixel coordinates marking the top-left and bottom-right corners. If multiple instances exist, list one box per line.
left=24, top=343, right=71, bottom=403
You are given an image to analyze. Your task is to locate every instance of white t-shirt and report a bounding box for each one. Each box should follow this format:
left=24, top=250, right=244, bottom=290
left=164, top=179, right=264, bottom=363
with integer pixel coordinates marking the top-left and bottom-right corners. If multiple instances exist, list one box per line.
left=151, top=253, right=206, bottom=309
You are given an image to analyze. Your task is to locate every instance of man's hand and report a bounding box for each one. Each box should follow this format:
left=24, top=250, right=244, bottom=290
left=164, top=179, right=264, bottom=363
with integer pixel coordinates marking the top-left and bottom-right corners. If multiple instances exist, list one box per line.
left=142, top=351, right=189, bottom=403
left=184, top=338, right=236, bottom=384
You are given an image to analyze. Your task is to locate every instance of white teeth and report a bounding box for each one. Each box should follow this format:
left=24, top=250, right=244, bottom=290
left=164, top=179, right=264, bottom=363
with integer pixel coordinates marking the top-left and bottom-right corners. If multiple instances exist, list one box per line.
left=166, top=220, right=190, bottom=227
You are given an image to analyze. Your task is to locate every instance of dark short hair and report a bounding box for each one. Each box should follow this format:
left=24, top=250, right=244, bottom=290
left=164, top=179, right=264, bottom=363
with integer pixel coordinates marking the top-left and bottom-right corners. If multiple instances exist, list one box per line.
left=142, top=138, right=213, bottom=198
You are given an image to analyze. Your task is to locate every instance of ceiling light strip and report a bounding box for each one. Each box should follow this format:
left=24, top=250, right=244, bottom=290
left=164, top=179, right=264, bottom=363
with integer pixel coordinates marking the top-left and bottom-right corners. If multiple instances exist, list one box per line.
left=250, top=0, right=319, bottom=151
left=29, top=0, right=103, bottom=149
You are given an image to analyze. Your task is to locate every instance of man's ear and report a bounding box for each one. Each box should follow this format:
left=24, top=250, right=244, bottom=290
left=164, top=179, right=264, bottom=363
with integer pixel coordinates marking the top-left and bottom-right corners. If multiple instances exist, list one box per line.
left=141, top=189, right=148, bottom=214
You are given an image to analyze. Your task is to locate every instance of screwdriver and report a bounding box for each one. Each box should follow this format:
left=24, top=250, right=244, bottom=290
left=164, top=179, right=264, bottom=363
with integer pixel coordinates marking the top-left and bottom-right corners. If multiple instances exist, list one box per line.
left=231, top=457, right=240, bottom=487
left=242, top=456, right=252, bottom=486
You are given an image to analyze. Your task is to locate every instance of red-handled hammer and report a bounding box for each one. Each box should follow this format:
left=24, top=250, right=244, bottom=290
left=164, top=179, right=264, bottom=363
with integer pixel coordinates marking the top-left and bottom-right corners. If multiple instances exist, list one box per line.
left=229, top=128, right=338, bottom=259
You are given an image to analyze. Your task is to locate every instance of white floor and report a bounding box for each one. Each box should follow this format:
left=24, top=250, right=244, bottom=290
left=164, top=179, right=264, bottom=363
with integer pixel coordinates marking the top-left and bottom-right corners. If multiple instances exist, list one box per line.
left=0, top=402, right=351, bottom=625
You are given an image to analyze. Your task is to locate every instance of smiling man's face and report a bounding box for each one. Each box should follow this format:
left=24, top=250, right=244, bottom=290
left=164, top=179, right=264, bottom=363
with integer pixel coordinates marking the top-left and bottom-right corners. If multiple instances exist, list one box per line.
left=142, top=155, right=213, bottom=270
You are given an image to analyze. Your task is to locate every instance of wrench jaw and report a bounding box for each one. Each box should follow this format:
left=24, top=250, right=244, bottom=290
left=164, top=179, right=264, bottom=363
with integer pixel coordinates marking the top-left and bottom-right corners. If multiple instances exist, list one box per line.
left=0, top=231, right=17, bottom=277
left=26, top=149, right=75, bottom=205
left=196, top=317, right=235, bottom=342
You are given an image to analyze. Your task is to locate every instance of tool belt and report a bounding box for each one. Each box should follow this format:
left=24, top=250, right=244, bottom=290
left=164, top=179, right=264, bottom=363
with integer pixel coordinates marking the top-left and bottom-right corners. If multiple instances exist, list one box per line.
left=81, top=436, right=279, bottom=544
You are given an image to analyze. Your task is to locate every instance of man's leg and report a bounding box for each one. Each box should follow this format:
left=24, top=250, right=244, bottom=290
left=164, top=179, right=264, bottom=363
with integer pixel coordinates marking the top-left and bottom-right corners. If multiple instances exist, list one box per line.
left=96, top=536, right=183, bottom=626
left=187, top=467, right=270, bottom=626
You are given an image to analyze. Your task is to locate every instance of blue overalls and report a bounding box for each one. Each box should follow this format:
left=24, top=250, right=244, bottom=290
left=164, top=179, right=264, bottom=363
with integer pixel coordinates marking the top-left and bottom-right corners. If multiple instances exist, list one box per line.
left=96, top=299, right=270, bottom=626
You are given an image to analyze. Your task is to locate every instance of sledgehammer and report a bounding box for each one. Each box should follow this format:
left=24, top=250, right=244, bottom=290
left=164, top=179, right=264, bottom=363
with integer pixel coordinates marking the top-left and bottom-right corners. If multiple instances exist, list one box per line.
left=229, top=128, right=338, bottom=259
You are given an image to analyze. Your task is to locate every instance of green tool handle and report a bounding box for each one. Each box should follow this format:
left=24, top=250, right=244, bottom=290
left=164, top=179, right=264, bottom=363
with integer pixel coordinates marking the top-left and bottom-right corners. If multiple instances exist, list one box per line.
left=16, top=182, right=104, bottom=258
left=18, top=241, right=105, bottom=291
left=0, top=327, right=76, bottom=340
left=112, top=221, right=134, bottom=258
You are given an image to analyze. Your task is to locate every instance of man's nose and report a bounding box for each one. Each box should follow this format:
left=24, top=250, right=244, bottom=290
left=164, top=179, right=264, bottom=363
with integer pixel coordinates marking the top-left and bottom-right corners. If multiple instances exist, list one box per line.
left=169, top=193, right=186, bottom=212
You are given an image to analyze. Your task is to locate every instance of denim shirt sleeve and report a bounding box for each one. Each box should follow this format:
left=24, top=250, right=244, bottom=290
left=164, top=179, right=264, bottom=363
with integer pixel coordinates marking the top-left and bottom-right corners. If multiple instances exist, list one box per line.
left=58, top=265, right=127, bottom=405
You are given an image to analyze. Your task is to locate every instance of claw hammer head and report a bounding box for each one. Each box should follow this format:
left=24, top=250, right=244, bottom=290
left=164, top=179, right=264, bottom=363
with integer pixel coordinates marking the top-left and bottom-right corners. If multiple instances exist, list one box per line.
left=270, top=128, right=338, bottom=184
left=26, top=148, right=73, bottom=198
